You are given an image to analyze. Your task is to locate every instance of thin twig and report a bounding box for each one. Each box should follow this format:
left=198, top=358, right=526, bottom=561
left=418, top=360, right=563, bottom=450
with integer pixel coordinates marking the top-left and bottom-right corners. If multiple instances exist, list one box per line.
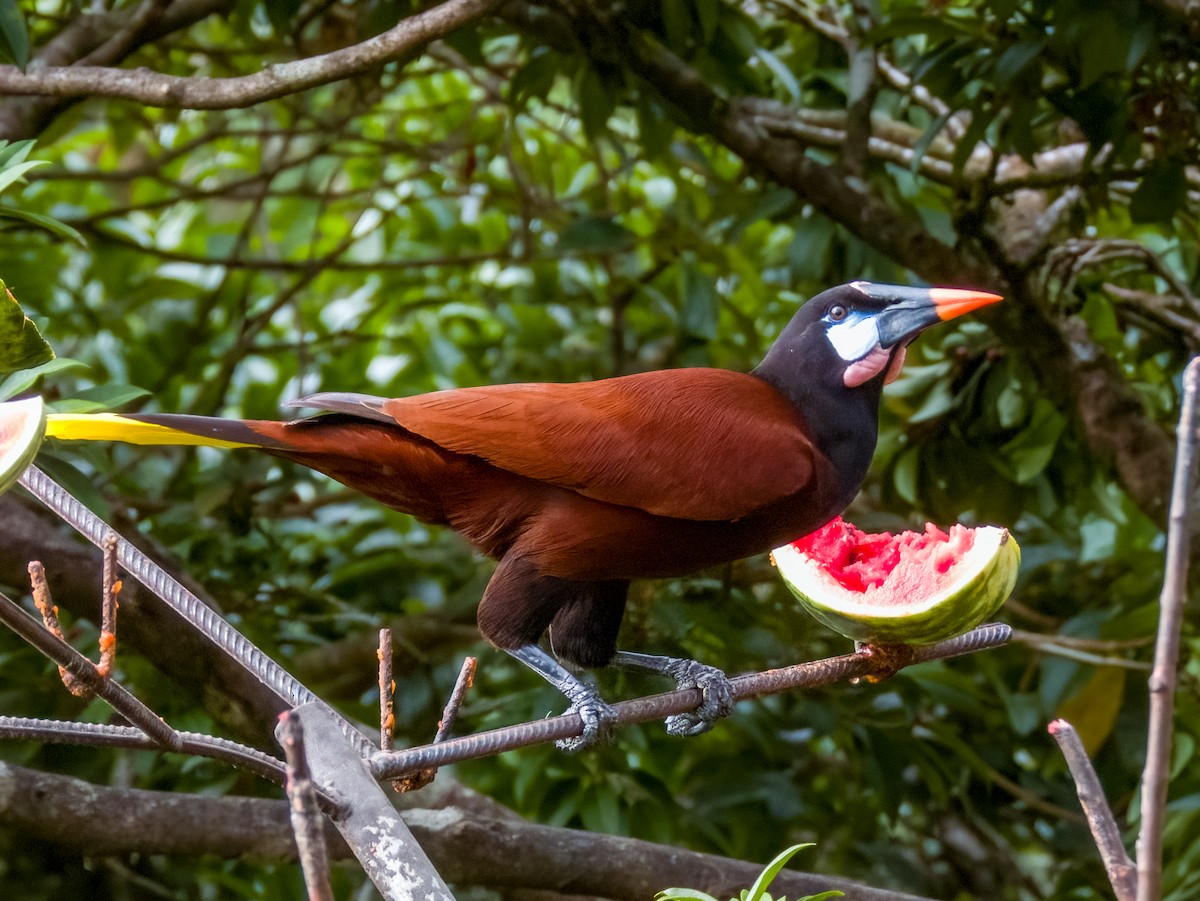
left=378, top=628, right=395, bottom=752
left=393, top=655, right=478, bottom=793
left=370, top=623, right=1012, bottom=780
left=0, top=588, right=184, bottom=750
left=1010, top=629, right=1152, bottom=671
left=98, top=533, right=121, bottom=678
left=279, top=711, right=335, bottom=901
left=1137, top=356, right=1200, bottom=901
left=27, top=561, right=93, bottom=697
left=435, top=656, right=476, bottom=744
left=1049, top=719, right=1137, bottom=900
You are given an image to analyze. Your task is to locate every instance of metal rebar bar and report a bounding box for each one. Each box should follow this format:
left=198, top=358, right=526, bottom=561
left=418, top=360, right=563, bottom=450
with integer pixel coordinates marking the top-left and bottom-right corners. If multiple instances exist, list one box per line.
left=17, top=465, right=375, bottom=758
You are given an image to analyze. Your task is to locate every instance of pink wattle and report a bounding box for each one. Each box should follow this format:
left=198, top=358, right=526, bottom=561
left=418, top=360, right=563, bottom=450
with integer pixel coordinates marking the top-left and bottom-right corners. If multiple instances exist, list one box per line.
left=843, top=344, right=908, bottom=388
left=885, top=345, right=908, bottom=384
left=842, top=347, right=892, bottom=387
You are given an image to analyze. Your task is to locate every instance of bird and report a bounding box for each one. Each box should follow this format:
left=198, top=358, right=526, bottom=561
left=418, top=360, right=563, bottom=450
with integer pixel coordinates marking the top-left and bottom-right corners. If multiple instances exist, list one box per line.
left=43, top=281, right=1001, bottom=749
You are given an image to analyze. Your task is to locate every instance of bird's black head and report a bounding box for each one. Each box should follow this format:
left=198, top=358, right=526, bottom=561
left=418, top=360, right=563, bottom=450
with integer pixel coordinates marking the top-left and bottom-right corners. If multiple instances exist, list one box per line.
left=753, top=281, right=1002, bottom=397
left=751, top=281, right=1002, bottom=505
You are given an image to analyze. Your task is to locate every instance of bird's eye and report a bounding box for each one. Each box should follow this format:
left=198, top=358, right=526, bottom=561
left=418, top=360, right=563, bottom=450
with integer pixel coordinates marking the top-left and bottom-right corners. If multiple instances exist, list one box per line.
left=828, top=304, right=848, bottom=322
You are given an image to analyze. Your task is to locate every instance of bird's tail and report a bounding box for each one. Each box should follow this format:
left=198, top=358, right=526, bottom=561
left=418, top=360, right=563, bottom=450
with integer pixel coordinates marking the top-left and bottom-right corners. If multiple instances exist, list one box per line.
left=45, top=412, right=292, bottom=450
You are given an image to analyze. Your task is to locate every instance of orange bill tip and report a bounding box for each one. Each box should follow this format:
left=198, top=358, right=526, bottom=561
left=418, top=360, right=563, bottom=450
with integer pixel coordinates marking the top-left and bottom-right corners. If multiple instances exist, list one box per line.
left=930, top=287, right=1004, bottom=321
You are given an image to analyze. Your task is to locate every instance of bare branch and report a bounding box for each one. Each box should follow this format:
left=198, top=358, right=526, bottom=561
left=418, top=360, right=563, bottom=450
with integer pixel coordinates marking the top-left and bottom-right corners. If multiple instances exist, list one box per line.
left=0, top=0, right=503, bottom=109
left=1137, top=356, right=1200, bottom=901
left=379, top=628, right=396, bottom=752
left=279, top=711, right=335, bottom=901
left=98, top=532, right=120, bottom=677
left=0, top=761, right=936, bottom=901
left=0, top=587, right=185, bottom=750
left=1048, top=719, right=1137, bottom=901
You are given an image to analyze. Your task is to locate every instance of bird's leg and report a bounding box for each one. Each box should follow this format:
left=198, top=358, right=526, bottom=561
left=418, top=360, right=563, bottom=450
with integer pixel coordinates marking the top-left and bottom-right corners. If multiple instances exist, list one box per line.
left=507, top=644, right=617, bottom=752
left=611, top=651, right=735, bottom=737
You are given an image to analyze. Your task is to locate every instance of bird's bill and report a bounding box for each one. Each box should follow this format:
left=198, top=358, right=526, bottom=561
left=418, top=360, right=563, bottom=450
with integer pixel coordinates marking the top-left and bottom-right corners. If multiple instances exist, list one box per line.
left=871, top=285, right=1003, bottom=349
left=929, top=287, right=1005, bottom=322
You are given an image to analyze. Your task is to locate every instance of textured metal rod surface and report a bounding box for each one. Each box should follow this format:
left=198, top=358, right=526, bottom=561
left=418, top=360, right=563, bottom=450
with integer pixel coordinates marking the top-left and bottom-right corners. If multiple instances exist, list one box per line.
left=371, top=623, right=1012, bottom=779
left=0, top=715, right=287, bottom=785
left=17, top=465, right=375, bottom=758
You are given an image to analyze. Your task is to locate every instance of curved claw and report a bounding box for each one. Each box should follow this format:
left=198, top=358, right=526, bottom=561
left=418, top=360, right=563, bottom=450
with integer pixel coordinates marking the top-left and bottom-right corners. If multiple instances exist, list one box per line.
left=558, top=685, right=618, bottom=752
left=506, top=643, right=619, bottom=752
left=661, top=658, right=735, bottom=737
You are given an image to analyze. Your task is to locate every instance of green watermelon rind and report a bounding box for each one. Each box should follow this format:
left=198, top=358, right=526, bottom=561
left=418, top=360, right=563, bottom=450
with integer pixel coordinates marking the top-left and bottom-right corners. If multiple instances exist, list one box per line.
left=773, top=526, right=1020, bottom=645
left=0, top=396, right=47, bottom=495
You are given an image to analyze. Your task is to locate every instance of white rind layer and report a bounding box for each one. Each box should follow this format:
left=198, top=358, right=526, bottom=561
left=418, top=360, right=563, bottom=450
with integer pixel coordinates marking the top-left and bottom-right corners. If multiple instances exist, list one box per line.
left=774, top=525, right=1020, bottom=645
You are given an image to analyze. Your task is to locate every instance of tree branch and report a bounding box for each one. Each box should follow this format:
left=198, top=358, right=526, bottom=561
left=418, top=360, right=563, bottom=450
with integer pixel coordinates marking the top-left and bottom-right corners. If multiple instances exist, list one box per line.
left=0, top=761, right=935, bottom=901
left=0, top=0, right=503, bottom=110
left=1137, top=356, right=1200, bottom=900
left=0, top=0, right=236, bottom=140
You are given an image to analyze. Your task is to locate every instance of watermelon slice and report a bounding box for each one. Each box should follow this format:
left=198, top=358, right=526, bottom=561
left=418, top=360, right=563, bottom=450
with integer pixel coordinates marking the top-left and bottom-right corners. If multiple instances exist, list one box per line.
left=0, top=395, right=47, bottom=495
left=772, top=516, right=1019, bottom=645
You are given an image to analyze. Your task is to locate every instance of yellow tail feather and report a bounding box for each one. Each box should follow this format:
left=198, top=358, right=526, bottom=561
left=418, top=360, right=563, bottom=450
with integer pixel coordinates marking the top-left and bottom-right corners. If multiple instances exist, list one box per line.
left=45, top=413, right=257, bottom=449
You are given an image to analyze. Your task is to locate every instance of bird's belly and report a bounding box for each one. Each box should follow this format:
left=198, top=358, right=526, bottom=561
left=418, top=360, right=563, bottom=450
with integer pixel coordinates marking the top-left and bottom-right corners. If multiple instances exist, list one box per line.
left=523, top=489, right=844, bottom=582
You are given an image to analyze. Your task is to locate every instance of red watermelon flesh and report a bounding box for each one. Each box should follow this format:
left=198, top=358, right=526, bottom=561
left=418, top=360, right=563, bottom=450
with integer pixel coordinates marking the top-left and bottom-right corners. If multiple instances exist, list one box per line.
left=791, top=517, right=976, bottom=600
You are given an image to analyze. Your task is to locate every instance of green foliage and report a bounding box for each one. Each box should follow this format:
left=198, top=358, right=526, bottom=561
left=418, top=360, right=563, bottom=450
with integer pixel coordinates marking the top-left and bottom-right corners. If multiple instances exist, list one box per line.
left=0, top=281, right=54, bottom=377
left=658, top=844, right=842, bottom=901
left=0, top=141, right=83, bottom=243
left=1, top=1, right=1198, bottom=899
left=0, top=0, right=27, bottom=69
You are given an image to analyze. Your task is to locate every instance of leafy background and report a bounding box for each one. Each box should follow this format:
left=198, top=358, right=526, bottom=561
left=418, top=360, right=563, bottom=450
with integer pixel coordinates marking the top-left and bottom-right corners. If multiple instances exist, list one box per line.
left=1, top=0, right=1198, bottom=898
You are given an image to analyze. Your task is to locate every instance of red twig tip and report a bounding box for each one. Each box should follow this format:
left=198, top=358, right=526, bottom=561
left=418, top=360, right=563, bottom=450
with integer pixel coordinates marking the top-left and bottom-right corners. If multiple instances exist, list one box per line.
left=378, top=628, right=395, bottom=753
left=98, top=534, right=120, bottom=678
left=28, top=561, right=92, bottom=698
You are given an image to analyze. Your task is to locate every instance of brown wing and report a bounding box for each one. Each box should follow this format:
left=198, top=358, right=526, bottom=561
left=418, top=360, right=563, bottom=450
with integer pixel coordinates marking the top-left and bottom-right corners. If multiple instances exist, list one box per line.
left=378, top=369, right=819, bottom=522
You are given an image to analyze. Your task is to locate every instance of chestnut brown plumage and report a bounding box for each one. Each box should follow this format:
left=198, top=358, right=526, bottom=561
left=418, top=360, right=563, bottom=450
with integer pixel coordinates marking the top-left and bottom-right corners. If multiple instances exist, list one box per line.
left=45, top=281, right=1002, bottom=748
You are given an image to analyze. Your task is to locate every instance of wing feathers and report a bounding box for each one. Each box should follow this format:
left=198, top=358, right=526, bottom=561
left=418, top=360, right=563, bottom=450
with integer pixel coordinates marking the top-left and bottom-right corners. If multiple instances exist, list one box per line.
left=375, top=370, right=818, bottom=522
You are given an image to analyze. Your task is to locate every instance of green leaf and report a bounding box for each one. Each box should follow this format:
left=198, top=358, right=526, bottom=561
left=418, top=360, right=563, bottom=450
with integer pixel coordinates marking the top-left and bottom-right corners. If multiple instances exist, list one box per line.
left=695, top=0, right=721, bottom=44
left=754, top=47, right=800, bottom=102
left=0, top=357, right=87, bottom=401
left=0, top=159, right=46, bottom=195
left=662, top=0, right=694, bottom=53
left=746, top=844, right=816, bottom=901
left=998, top=398, right=1065, bottom=483
left=656, top=890, right=721, bottom=901
left=892, top=447, right=920, bottom=504
left=993, top=41, right=1043, bottom=90
left=1130, top=158, right=1188, bottom=224
left=636, top=92, right=674, bottom=160
left=910, top=108, right=955, bottom=174
left=0, top=0, right=29, bottom=70
left=264, top=0, right=304, bottom=36
left=0, top=208, right=86, bottom=245
left=679, top=258, right=719, bottom=340
left=557, top=216, right=633, bottom=253
left=54, top=383, right=152, bottom=413
left=0, top=139, right=34, bottom=168
left=577, top=66, right=618, bottom=141
left=509, top=47, right=561, bottom=106
left=0, top=283, right=55, bottom=377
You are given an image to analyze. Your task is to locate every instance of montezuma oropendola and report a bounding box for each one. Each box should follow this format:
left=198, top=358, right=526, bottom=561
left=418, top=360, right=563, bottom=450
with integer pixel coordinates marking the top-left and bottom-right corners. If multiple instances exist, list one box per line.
left=45, top=281, right=1001, bottom=749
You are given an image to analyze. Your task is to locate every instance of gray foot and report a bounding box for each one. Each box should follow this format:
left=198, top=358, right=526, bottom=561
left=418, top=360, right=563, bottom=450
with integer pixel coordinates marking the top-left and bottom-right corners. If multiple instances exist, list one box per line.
left=559, top=685, right=618, bottom=752
left=661, top=657, right=735, bottom=736
left=612, top=651, right=736, bottom=737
